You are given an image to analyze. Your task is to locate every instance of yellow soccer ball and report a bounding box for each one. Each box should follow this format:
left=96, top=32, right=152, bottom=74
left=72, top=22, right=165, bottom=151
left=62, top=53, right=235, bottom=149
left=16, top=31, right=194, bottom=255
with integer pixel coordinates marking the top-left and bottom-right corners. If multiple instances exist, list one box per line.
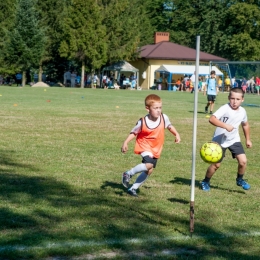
left=200, top=141, right=223, bottom=163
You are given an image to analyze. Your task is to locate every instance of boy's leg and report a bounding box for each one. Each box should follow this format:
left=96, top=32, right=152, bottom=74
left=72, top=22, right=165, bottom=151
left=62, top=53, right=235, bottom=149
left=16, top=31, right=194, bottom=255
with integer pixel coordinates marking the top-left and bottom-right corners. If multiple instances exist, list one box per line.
left=210, top=101, right=214, bottom=114
left=131, top=171, right=149, bottom=190
left=205, top=99, right=209, bottom=113
left=236, top=153, right=247, bottom=175
left=128, top=167, right=153, bottom=197
left=235, top=153, right=250, bottom=190
left=122, top=163, right=147, bottom=188
left=127, top=157, right=156, bottom=197
left=200, top=163, right=220, bottom=191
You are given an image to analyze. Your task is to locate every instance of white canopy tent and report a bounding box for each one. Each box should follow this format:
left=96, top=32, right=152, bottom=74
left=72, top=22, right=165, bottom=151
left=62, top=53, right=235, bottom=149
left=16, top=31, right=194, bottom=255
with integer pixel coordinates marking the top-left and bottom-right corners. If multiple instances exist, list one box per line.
left=155, top=65, right=223, bottom=76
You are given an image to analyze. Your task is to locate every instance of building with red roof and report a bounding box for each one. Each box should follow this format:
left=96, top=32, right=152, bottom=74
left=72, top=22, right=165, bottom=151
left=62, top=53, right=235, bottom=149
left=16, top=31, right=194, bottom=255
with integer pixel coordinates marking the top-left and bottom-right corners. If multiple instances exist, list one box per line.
left=130, top=32, right=227, bottom=89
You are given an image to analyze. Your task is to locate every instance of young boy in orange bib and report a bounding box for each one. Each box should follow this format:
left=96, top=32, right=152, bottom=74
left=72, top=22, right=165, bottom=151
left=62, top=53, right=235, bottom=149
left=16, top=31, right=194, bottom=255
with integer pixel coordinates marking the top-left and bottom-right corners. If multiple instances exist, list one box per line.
left=121, top=94, right=181, bottom=197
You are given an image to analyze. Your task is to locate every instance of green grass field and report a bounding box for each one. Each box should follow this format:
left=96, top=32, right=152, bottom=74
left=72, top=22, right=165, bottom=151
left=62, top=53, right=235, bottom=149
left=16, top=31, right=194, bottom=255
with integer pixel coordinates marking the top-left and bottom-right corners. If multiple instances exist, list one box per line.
left=0, top=86, right=260, bottom=259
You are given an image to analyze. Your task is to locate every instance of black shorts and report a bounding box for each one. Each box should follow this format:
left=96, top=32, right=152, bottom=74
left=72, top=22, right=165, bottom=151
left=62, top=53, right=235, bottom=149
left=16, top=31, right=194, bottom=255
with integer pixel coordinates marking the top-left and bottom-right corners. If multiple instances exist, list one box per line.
left=207, top=95, right=216, bottom=102
left=221, top=142, right=245, bottom=161
left=142, top=155, right=158, bottom=168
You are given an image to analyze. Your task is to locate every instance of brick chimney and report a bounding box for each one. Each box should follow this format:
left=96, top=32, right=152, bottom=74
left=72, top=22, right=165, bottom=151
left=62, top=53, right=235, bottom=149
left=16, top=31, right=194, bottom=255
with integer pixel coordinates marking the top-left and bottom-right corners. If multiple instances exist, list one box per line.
left=154, top=32, right=170, bottom=44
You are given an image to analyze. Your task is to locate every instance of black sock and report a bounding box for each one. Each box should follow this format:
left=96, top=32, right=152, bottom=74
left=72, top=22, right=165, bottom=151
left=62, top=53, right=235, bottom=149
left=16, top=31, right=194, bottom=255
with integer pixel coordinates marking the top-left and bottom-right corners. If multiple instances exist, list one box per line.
left=203, top=177, right=211, bottom=183
left=237, top=173, right=244, bottom=180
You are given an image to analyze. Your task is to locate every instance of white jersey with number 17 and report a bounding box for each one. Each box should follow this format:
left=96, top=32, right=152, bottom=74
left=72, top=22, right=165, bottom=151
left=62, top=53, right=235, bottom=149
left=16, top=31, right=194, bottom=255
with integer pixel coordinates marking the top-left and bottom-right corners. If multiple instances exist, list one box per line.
left=212, top=103, right=247, bottom=148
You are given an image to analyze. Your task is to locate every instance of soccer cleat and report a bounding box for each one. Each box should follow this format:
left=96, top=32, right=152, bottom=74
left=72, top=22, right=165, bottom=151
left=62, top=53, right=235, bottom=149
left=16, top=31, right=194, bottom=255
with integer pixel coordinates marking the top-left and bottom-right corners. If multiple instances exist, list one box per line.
left=122, top=172, right=131, bottom=188
left=200, top=181, right=210, bottom=191
left=128, top=188, right=138, bottom=197
left=210, top=111, right=213, bottom=114
left=205, top=106, right=208, bottom=113
left=236, top=178, right=251, bottom=190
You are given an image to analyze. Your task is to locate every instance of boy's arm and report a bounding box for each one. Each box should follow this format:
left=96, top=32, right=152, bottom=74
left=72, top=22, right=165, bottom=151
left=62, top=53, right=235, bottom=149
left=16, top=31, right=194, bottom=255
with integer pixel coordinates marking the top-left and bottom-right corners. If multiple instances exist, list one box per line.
left=168, top=125, right=181, bottom=143
left=241, top=121, right=252, bottom=148
left=121, top=133, right=136, bottom=153
left=209, top=115, right=234, bottom=132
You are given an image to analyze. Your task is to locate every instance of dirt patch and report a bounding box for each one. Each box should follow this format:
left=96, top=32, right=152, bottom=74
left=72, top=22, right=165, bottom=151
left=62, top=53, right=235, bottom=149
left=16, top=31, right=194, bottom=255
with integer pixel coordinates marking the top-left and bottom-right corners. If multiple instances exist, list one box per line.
left=31, top=81, right=50, bottom=87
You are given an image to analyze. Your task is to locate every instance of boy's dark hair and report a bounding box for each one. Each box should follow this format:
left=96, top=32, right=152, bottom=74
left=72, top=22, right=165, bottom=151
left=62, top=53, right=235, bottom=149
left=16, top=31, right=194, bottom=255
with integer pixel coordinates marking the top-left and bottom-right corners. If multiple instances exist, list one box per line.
left=145, top=94, right=162, bottom=107
left=229, top=88, right=244, bottom=98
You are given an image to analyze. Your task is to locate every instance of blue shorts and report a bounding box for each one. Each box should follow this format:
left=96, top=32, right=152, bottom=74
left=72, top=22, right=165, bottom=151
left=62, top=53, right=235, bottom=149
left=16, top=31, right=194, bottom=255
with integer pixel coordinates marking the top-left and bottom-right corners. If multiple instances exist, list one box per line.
left=142, top=156, right=158, bottom=168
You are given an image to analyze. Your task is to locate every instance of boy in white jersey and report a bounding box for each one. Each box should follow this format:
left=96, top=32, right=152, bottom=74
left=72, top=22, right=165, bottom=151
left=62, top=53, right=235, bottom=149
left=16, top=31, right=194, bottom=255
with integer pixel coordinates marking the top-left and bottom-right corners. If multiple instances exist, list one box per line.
left=200, top=88, right=252, bottom=191
left=121, top=94, right=181, bottom=197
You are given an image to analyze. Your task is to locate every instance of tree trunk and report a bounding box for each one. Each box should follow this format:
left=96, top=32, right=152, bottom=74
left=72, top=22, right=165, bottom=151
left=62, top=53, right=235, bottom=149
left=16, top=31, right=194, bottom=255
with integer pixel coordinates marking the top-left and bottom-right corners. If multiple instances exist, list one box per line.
left=81, top=61, right=85, bottom=88
left=22, top=71, right=26, bottom=86
left=39, top=65, right=43, bottom=82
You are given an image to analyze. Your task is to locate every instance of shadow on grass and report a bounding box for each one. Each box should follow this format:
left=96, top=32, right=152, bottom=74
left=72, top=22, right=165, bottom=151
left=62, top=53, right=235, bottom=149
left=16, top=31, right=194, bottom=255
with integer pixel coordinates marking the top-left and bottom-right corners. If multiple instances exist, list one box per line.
left=170, top=177, right=245, bottom=194
left=188, top=110, right=208, bottom=114
left=170, top=177, right=200, bottom=186
left=168, top=198, right=189, bottom=204
left=0, top=150, right=258, bottom=259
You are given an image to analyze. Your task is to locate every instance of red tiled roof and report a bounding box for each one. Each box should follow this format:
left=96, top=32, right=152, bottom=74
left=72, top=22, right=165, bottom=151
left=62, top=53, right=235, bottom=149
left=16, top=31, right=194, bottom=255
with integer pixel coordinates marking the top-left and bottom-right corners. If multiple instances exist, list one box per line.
left=139, top=41, right=227, bottom=61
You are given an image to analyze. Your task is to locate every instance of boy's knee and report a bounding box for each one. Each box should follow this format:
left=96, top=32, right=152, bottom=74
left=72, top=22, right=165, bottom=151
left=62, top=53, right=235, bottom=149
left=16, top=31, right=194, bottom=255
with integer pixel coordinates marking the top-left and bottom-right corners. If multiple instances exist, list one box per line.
left=239, top=158, right=247, bottom=167
left=213, top=162, right=221, bottom=170
left=237, top=154, right=247, bottom=167
left=146, top=163, right=153, bottom=170
left=147, top=168, right=153, bottom=175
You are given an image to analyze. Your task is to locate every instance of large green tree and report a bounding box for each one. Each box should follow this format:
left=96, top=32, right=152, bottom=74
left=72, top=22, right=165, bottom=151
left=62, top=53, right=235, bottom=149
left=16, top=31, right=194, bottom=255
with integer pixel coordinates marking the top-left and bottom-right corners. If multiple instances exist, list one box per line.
left=219, top=3, right=260, bottom=60
left=36, top=0, right=68, bottom=81
left=3, top=0, right=46, bottom=85
left=59, top=0, right=107, bottom=87
left=100, top=0, right=154, bottom=62
left=0, top=0, right=17, bottom=74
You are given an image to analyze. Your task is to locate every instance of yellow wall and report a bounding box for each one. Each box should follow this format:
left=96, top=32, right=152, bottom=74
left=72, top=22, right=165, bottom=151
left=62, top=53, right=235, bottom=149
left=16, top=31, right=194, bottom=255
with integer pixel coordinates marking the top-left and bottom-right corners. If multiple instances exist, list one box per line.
left=130, top=59, right=209, bottom=89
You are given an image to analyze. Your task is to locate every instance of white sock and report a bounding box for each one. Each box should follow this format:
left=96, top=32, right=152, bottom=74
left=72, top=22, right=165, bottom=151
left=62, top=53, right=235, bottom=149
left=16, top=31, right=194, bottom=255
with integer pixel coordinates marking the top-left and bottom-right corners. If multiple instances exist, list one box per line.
left=128, top=163, right=147, bottom=176
left=131, top=171, right=148, bottom=190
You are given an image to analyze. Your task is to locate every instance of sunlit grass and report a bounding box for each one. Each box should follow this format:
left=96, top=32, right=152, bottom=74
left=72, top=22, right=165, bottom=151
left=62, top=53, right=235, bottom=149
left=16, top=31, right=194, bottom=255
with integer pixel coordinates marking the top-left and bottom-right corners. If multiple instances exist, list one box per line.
left=0, top=86, right=260, bottom=259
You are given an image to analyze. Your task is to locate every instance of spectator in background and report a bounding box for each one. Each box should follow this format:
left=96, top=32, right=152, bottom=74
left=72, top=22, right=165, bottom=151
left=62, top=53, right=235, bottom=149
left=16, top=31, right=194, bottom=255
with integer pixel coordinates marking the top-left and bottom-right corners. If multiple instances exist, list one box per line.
left=190, top=72, right=196, bottom=89
left=86, top=75, right=92, bottom=88
left=76, top=75, right=81, bottom=86
left=70, top=71, right=77, bottom=87
left=198, top=77, right=203, bottom=92
left=218, top=77, right=223, bottom=92
left=131, top=77, right=136, bottom=89
left=255, top=76, right=260, bottom=96
left=33, top=73, right=38, bottom=83
left=93, top=74, right=98, bottom=88
left=102, top=74, right=107, bottom=88
left=176, top=78, right=181, bottom=91
left=233, top=80, right=238, bottom=88
left=248, top=76, right=255, bottom=94
left=172, top=84, right=178, bottom=91
left=64, top=70, right=71, bottom=87
left=16, top=72, right=22, bottom=86
left=241, top=77, right=247, bottom=93
left=201, top=76, right=208, bottom=95
left=185, top=78, right=190, bottom=91
left=225, top=76, right=231, bottom=92
left=231, top=76, right=236, bottom=88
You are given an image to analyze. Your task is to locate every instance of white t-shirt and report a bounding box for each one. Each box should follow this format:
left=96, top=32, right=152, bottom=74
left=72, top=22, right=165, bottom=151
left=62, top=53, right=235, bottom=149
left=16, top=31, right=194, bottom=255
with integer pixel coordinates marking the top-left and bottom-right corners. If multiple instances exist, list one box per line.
left=130, top=114, right=172, bottom=157
left=190, top=74, right=195, bottom=82
left=212, top=104, right=247, bottom=148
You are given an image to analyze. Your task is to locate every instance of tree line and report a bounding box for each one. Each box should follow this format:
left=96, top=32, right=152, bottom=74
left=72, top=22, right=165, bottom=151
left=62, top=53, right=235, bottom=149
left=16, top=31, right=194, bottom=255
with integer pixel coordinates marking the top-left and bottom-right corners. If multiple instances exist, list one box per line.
left=1, top=0, right=260, bottom=86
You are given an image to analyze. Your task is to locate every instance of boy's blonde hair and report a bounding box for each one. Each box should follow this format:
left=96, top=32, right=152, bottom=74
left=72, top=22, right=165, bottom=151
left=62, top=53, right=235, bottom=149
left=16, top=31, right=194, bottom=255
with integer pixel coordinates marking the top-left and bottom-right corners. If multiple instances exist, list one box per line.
left=145, top=94, right=162, bottom=107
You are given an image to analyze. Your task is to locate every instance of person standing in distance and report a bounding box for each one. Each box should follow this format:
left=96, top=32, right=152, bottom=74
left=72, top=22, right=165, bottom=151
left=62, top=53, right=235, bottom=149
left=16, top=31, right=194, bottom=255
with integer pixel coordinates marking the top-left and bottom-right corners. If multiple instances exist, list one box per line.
left=121, top=94, right=181, bottom=197
left=205, top=70, right=217, bottom=114
left=200, top=88, right=252, bottom=191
